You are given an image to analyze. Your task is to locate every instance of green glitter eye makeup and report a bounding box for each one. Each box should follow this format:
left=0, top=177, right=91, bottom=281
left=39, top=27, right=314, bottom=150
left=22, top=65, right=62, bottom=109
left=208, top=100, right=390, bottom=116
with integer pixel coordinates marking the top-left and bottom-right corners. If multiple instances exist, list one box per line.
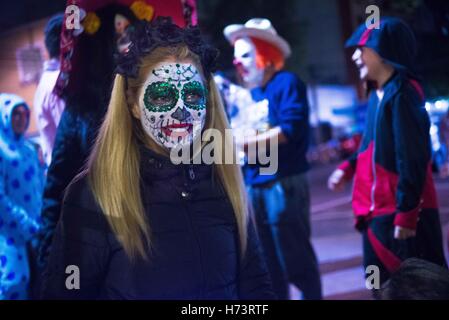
left=182, top=81, right=207, bottom=111
left=139, top=62, right=207, bottom=150
left=144, top=81, right=179, bottom=112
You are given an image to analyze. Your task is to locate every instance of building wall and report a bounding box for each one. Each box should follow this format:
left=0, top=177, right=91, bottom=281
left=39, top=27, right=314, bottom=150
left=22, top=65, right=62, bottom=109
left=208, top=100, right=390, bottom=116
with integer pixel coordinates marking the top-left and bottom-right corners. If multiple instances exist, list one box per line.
left=0, top=18, right=49, bottom=136
left=197, top=0, right=351, bottom=85
left=290, top=0, right=349, bottom=84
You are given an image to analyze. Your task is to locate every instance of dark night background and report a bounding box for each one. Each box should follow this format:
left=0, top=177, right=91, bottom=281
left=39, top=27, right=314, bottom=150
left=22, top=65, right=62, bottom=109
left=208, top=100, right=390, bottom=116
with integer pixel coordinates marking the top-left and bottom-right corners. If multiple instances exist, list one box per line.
left=1, top=1, right=449, bottom=300
left=1, top=0, right=449, bottom=97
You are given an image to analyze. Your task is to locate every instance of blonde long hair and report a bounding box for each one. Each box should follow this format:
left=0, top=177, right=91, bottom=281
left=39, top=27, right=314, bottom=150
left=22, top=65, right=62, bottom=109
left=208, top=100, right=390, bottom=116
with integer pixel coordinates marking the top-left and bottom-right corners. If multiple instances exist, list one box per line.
left=87, top=45, right=248, bottom=260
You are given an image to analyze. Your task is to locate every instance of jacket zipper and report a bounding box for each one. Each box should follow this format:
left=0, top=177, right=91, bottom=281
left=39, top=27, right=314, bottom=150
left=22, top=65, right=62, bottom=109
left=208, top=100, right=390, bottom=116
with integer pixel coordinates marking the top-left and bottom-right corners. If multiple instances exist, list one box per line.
left=370, top=94, right=382, bottom=212
left=189, top=166, right=195, bottom=180
left=182, top=165, right=205, bottom=298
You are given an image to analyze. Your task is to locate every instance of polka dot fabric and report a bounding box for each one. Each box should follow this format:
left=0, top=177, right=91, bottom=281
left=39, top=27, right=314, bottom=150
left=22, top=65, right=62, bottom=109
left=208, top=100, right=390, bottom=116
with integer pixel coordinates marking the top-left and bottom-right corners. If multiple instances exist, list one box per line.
left=0, top=94, right=44, bottom=300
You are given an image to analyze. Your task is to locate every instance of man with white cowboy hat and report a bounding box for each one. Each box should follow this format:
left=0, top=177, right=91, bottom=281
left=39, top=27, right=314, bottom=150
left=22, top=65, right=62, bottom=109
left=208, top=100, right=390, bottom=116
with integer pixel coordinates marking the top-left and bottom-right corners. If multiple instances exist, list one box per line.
left=223, top=18, right=322, bottom=300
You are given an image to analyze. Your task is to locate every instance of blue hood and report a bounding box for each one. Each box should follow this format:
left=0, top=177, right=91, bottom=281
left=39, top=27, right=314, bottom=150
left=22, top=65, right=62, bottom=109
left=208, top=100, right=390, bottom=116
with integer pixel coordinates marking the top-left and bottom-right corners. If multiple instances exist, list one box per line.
left=0, top=93, right=30, bottom=141
left=346, top=17, right=417, bottom=77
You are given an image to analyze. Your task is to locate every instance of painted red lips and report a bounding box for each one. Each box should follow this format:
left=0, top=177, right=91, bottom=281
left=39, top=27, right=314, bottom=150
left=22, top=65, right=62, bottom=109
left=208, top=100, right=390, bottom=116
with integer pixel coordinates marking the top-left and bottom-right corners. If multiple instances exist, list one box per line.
left=161, top=123, right=193, bottom=138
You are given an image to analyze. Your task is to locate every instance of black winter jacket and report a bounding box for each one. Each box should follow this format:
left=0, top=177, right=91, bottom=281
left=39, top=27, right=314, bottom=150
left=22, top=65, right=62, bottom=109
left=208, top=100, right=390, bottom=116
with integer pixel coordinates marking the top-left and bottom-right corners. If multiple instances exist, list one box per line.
left=41, top=146, right=275, bottom=299
left=38, top=106, right=105, bottom=266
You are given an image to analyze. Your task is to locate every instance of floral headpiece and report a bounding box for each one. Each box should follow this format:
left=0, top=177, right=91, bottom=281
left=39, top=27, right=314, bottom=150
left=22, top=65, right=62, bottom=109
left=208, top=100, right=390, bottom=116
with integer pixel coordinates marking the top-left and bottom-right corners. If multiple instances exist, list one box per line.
left=115, top=17, right=219, bottom=79
left=82, top=1, right=154, bottom=35
left=54, top=0, right=197, bottom=97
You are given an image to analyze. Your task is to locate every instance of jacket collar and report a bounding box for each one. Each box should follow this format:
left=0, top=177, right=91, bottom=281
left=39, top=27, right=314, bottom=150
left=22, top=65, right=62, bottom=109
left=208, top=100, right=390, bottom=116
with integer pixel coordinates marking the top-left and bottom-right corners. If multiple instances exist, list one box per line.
left=373, top=71, right=404, bottom=107
left=138, top=143, right=212, bottom=182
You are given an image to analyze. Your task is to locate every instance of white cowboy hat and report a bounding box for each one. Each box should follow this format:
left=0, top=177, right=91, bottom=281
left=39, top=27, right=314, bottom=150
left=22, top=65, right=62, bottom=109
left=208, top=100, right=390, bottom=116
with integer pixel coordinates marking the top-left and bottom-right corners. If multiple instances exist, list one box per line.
left=223, top=18, right=291, bottom=58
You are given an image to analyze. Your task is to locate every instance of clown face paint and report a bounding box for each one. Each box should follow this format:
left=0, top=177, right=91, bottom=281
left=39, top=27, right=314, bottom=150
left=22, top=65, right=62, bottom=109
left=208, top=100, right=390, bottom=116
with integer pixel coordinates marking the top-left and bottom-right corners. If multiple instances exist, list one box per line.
left=233, top=37, right=264, bottom=87
left=139, top=62, right=207, bottom=149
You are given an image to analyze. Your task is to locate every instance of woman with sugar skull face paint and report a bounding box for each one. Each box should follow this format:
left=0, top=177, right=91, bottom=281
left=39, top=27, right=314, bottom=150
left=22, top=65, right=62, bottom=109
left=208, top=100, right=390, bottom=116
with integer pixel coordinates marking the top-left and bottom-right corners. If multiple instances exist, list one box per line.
left=139, top=61, right=207, bottom=149
left=41, top=17, right=275, bottom=300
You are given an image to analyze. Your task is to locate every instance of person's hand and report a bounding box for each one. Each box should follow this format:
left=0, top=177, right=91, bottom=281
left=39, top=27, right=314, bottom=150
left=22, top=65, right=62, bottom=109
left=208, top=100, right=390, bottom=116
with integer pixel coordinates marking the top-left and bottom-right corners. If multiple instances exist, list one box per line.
left=440, top=162, right=449, bottom=179
left=37, top=146, right=46, bottom=168
left=394, top=226, right=416, bottom=240
left=328, top=169, right=346, bottom=192
left=234, top=136, right=247, bottom=154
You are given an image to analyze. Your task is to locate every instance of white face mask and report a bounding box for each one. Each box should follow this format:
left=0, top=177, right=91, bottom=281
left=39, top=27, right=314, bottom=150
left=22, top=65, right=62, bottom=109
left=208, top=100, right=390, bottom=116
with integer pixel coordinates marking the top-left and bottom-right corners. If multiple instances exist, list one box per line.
left=138, top=61, right=207, bottom=149
left=233, top=37, right=264, bottom=87
left=351, top=48, right=365, bottom=80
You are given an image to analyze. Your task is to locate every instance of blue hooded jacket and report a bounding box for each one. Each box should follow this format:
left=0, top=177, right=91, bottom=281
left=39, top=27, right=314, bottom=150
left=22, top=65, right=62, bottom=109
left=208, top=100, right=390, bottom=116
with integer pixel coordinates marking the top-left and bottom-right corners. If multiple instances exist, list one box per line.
left=339, top=17, right=436, bottom=231
left=0, top=93, right=43, bottom=299
left=346, top=17, right=418, bottom=77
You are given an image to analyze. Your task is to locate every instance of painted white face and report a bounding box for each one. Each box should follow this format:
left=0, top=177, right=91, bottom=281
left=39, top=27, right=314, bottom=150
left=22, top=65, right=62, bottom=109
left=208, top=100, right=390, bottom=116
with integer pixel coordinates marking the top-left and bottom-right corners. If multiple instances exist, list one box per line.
left=352, top=48, right=368, bottom=80
left=138, top=61, right=207, bottom=149
left=233, top=37, right=264, bottom=87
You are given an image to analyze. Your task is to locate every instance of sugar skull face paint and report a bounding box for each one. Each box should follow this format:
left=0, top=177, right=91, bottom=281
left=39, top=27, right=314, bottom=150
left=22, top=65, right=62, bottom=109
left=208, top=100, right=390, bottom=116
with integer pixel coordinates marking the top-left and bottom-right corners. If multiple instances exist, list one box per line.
left=139, top=62, right=207, bottom=149
left=233, top=37, right=264, bottom=87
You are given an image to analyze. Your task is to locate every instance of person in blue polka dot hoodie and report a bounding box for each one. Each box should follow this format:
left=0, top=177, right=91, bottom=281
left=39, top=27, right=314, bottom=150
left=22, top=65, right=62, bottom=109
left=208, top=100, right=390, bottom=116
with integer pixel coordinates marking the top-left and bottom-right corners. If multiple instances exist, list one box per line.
left=0, top=93, right=43, bottom=300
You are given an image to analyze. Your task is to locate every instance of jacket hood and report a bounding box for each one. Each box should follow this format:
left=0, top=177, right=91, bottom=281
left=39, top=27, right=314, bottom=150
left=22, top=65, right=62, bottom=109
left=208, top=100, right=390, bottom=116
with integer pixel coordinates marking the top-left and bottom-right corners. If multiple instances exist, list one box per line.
left=0, top=93, right=30, bottom=140
left=346, top=17, right=417, bottom=77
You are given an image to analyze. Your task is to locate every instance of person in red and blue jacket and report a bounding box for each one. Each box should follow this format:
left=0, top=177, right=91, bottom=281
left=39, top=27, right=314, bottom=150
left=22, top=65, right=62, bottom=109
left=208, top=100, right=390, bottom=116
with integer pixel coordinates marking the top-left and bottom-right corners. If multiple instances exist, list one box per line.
left=328, top=17, right=447, bottom=285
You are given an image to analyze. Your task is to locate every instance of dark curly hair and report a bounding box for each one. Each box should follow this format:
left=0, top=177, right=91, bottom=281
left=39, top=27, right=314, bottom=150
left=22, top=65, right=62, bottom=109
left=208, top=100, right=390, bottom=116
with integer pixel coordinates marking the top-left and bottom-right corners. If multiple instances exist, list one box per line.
left=116, top=17, right=219, bottom=79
